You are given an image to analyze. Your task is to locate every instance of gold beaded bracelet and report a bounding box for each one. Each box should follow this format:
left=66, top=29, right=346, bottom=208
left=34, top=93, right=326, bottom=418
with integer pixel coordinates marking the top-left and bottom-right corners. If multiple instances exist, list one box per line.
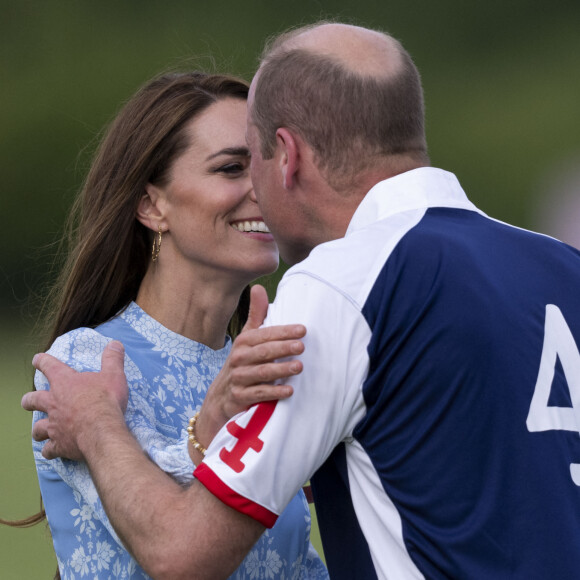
left=187, top=412, right=207, bottom=456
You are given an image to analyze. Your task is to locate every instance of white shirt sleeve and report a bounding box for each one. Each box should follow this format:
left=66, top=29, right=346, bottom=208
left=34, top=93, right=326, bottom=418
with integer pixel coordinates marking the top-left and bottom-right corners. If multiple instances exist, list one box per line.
left=197, top=272, right=371, bottom=524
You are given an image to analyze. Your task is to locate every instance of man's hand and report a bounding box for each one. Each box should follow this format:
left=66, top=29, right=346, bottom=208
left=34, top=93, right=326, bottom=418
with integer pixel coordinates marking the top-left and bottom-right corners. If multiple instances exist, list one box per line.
left=21, top=340, right=129, bottom=461
left=23, top=338, right=266, bottom=579
left=196, top=284, right=306, bottom=447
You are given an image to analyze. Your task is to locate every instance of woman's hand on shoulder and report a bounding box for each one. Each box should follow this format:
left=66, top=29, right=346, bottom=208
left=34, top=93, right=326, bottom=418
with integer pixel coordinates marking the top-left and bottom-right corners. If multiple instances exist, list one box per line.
left=196, top=285, right=306, bottom=448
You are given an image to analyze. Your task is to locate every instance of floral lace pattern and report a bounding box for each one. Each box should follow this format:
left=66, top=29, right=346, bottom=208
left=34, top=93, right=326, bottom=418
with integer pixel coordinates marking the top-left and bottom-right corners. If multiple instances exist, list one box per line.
left=33, top=302, right=328, bottom=579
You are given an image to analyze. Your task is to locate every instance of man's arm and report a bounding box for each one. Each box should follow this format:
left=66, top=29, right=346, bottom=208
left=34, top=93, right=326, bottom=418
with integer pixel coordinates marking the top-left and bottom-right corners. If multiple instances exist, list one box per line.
left=76, top=386, right=264, bottom=579
left=22, top=287, right=305, bottom=578
left=25, top=344, right=265, bottom=579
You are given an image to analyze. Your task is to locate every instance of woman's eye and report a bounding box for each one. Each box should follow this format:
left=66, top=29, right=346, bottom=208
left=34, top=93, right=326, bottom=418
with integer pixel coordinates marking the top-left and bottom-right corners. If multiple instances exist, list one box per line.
left=217, top=162, right=245, bottom=175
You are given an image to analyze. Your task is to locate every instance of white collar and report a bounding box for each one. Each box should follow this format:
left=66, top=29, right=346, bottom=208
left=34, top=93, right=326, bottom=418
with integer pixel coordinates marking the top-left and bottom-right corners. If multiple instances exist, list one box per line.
left=346, top=167, right=482, bottom=235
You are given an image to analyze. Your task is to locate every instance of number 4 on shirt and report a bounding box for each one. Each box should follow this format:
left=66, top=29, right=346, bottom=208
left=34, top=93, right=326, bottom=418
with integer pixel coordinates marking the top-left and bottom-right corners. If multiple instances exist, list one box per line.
left=220, top=401, right=277, bottom=473
left=527, top=304, right=580, bottom=484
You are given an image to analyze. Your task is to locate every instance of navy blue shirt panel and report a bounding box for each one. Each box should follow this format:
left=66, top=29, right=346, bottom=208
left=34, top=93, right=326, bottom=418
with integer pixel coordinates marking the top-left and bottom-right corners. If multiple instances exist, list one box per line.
left=311, top=445, right=378, bottom=580
left=357, top=208, right=580, bottom=578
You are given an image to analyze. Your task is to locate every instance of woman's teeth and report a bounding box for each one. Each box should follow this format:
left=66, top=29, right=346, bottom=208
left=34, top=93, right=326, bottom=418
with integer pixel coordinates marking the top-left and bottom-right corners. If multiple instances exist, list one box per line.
left=232, top=221, right=270, bottom=233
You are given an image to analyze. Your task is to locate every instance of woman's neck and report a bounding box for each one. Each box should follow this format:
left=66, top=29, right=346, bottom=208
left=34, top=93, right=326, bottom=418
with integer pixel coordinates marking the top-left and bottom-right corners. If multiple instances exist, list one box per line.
left=135, top=263, right=243, bottom=350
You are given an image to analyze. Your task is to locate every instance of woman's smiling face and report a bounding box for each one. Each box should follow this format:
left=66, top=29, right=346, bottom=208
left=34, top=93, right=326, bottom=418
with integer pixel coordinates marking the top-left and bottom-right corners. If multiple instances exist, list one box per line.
left=150, top=97, right=279, bottom=284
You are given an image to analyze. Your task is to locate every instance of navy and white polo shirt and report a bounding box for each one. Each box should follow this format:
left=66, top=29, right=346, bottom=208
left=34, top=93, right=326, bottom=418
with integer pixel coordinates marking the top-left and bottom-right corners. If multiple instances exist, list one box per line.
left=196, top=167, right=580, bottom=579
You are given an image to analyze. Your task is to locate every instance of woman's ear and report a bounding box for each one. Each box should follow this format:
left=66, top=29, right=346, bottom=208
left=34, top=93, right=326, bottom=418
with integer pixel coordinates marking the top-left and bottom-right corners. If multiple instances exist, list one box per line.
left=137, top=183, right=166, bottom=231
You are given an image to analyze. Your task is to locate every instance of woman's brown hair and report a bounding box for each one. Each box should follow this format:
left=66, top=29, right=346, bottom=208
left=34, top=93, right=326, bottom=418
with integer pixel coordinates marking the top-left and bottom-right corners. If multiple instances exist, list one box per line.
left=42, top=70, right=251, bottom=349
left=1, top=71, right=251, bottom=558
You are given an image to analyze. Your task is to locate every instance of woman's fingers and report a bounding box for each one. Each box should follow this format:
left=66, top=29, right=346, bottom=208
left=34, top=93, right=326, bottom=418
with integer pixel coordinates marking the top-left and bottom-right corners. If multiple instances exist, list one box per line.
left=243, top=284, right=270, bottom=331
left=229, top=337, right=304, bottom=369
left=230, top=383, right=294, bottom=407
left=237, top=323, right=306, bottom=349
left=230, top=327, right=304, bottom=366
left=230, top=358, right=303, bottom=386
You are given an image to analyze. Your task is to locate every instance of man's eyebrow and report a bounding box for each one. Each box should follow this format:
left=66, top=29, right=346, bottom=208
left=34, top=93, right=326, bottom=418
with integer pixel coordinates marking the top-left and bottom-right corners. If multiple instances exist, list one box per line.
left=205, top=146, right=250, bottom=161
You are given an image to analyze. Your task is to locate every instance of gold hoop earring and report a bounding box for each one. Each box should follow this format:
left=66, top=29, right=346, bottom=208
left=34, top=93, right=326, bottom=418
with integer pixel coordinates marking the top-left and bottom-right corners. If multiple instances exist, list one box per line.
left=152, top=226, right=162, bottom=262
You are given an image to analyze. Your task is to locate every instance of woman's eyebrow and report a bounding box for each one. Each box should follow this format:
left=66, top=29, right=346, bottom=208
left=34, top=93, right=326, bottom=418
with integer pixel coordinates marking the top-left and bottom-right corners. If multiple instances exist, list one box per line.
left=205, top=146, right=250, bottom=162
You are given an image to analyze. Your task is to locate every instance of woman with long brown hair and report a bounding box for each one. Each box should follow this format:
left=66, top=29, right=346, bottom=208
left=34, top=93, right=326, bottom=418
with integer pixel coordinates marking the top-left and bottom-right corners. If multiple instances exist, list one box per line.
left=11, top=71, right=328, bottom=579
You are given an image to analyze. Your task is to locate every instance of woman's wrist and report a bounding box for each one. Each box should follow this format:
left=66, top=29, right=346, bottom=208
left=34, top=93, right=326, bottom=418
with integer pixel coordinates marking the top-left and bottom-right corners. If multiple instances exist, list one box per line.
left=187, top=412, right=207, bottom=456
left=187, top=405, right=221, bottom=465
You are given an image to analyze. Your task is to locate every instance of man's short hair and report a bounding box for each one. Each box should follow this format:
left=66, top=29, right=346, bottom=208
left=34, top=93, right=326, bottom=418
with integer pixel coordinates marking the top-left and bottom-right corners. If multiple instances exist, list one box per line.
left=252, top=24, right=429, bottom=190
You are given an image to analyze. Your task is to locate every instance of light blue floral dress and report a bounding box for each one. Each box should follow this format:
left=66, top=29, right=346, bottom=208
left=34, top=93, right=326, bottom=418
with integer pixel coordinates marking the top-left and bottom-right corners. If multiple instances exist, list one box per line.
left=33, top=302, right=328, bottom=580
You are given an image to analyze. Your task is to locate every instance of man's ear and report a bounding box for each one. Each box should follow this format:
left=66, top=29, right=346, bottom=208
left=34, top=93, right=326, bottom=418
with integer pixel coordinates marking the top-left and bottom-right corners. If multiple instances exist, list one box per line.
left=137, top=184, right=166, bottom=231
left=276, top=128, right=299, bottom=190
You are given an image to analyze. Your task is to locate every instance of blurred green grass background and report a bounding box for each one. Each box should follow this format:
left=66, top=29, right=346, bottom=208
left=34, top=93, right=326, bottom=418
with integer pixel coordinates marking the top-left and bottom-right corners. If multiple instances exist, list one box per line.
left=2, top=0, right=579, bottom=576
left=0, top=325, right=57, bottom=576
